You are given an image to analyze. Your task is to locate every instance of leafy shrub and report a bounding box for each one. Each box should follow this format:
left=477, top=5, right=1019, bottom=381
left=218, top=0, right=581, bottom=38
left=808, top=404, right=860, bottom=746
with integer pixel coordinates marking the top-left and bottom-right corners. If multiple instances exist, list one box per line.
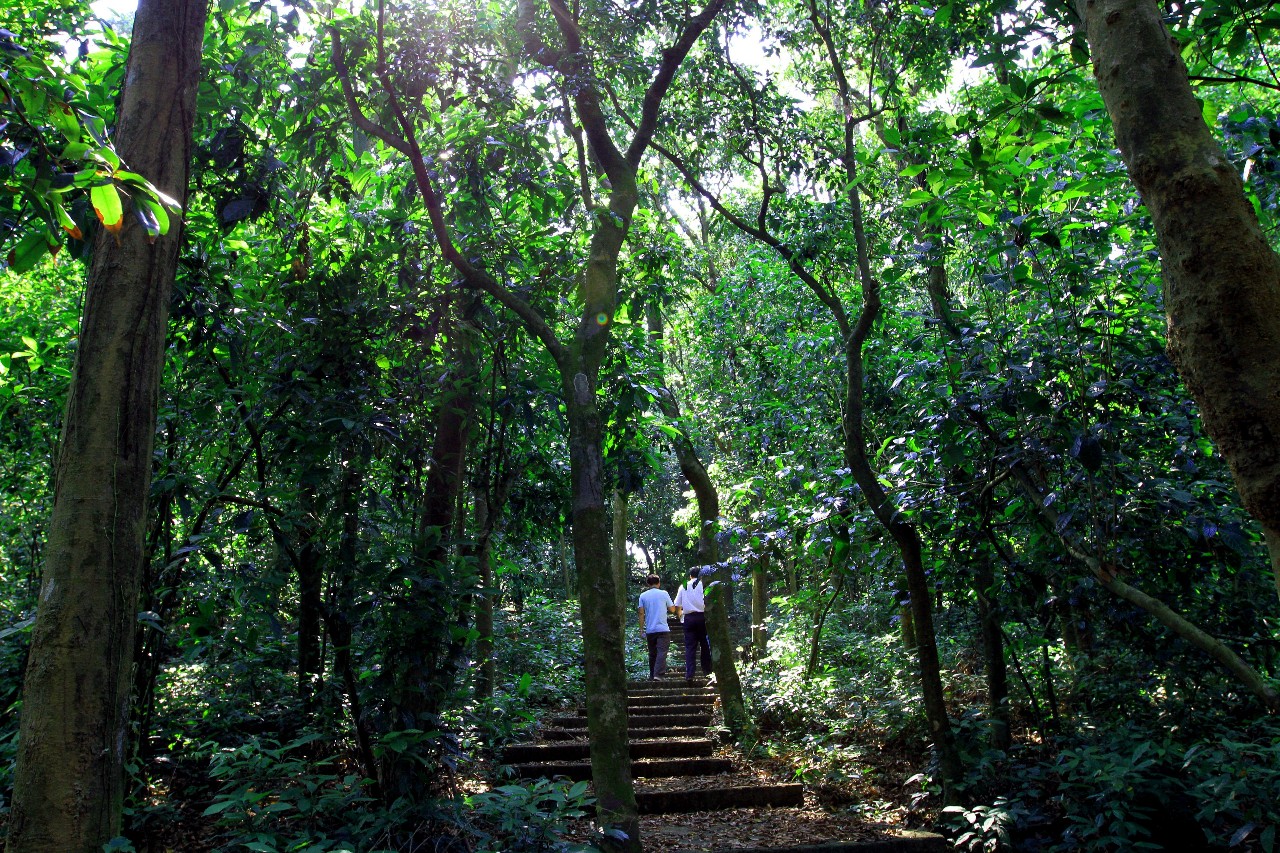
left=466, top=779, right=603, bottom=853
left=203, top=732, right=381, bottom=852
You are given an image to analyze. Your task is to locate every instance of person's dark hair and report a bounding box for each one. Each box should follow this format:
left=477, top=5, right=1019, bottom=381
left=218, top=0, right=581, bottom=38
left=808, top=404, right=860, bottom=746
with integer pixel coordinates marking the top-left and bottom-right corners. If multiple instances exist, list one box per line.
left=687, top=567, right=701, bottom=588
left=687, top=568, right=700, bottom=579
left=646, top=574, right=661, bottom=586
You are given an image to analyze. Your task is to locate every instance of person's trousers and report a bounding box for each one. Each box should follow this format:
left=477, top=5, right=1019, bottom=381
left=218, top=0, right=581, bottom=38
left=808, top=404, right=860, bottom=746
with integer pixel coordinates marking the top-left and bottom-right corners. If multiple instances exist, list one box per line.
left=646, top=630, right=671, bottom=679
left=683, top=612, right=711, bottom=678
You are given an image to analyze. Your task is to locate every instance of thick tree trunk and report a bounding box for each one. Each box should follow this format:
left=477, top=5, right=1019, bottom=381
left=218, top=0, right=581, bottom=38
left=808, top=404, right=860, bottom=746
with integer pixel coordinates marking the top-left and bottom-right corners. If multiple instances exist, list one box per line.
left=1077, top=0, right=1280, bottom=609
left=5, top=3, right=207, bottom=850
left=705, top=577, right=751, bottom=737
left=564, top=369, right=638, bottom=850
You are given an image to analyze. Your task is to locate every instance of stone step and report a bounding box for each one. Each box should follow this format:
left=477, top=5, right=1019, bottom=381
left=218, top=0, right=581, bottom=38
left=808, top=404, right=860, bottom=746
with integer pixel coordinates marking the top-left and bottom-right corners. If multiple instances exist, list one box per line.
left=575, top=703, right=713, bottom=716
left=636, top=783, right=805, bottom=814
left=627, top=678, right=710, bottom=691
left=503, top=739, right=714, bottom=763
left=628, top=684, right=715, bottom=695
left=550, top=713, right=712, bottom=728
left=667, top=833, right=950, bottom=853
left=541, top=726, right=709, bottom=741
left=513, top=756, right=733, bottom=782
left=622, top=691, right=716, bottom=701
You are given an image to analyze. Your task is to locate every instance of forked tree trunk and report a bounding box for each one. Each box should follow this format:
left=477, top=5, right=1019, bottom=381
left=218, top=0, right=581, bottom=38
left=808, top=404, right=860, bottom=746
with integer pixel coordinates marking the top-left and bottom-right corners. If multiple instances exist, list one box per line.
left=5, top=3, right=207, bottom=850
left=1077, top=0, right=1280, bottom=610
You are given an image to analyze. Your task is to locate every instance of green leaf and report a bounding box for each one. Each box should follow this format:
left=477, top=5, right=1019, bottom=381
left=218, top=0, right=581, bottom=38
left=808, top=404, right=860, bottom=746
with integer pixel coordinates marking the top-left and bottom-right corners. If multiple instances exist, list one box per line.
left=48, top=101, right=80, bottom=143
left=135, top=196, right=170, bottom=238
left=90, top=181, right=124, bottom=229
left=201, top=799, right=238, bottom=816
left=7, top=230, right=51, bottom=273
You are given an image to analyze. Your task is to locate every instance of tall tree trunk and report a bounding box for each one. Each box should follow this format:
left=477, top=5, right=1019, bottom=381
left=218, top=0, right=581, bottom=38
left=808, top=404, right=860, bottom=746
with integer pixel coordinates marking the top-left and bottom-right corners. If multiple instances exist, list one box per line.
left=296, top=484, right=324, bottom=710
left=751, top=550, right=769, bottom=659
left=564, top=365, right=637, bottom=848
left=328, top=453, right=377, bottom=784
left=5, top=3, right=207, bottom=850
left=1077, top=0, right=1280, bottom=610
left=385, top=307, right=478, bottom=797
left=473, top=484, right=496, bottom=700
left=975, top=565, right=1011, bottom=752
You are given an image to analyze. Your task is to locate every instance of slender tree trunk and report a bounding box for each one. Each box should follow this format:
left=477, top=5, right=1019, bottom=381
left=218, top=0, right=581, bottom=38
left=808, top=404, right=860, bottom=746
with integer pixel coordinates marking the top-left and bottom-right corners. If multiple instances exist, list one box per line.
left=328, top=455, right=377, bottom=784
left=296, top=485, right=324, bottom=709
left=806, top=574, right=844, bottom=680
left=5, top=3, right=207, bottom=850
left=646, top=303, right=748, bottom=737
left=474, top=485, right=496, bottom=700
left=751, top=551, right=768, bottom=659
left=1077, top=0, right=1280, bottom=610
left=975, top=566, right=1011, bottom=751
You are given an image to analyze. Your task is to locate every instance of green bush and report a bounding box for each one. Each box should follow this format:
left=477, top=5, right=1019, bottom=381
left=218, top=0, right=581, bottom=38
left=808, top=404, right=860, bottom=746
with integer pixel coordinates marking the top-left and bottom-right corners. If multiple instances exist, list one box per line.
left=466, top=779, right=603, bottom=853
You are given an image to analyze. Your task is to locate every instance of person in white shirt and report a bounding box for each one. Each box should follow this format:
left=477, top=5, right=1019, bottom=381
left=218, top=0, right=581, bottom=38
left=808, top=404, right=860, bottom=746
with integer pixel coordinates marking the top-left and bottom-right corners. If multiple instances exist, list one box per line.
left=674, top=567, right=712, bottom=682
left=638, top=574, right=676, bottom=679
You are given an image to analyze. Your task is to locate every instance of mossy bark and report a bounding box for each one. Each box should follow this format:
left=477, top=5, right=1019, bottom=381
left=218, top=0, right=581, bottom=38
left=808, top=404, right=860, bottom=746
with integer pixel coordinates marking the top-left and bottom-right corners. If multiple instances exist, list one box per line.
left=5, top=2, right=207, bottom=850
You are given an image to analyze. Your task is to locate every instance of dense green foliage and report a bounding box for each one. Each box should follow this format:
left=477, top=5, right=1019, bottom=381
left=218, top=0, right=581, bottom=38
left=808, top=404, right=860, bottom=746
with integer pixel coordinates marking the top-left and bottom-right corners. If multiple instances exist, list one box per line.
left=2, top=0, right=1280, bottom=850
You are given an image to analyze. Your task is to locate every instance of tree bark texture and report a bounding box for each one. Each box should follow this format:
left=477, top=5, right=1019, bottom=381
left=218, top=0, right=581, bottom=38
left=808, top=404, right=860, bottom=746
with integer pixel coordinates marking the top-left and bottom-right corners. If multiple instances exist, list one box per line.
left=1077, top=0, right=1280, bottom=608
left=5, top=2, right=207, bottom=850
left=564, top=370, right=638, bottom=848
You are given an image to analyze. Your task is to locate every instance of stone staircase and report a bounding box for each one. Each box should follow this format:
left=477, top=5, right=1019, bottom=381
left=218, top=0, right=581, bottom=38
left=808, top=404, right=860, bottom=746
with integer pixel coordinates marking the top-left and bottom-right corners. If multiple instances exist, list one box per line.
left=500, top=623, right=946, bottom=851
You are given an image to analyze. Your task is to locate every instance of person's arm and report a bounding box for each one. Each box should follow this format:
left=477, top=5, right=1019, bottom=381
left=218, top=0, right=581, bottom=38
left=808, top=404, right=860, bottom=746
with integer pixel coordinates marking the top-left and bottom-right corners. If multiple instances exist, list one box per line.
left=638, top=604, right=646, bottom=631
left=667, top=592, right=677, bottom=614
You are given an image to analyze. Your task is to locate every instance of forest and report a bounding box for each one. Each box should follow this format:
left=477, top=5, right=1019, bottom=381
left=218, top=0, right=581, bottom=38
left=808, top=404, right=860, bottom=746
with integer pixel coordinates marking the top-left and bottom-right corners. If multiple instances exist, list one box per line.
left=2, top=0, right=1280, bottom=850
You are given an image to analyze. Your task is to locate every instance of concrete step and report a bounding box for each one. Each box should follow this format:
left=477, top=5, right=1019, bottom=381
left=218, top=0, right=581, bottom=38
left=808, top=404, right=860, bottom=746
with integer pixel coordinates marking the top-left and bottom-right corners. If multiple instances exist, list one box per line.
left=513, top=756, right=733, bottom=782
left=666, top=834, right=950, bottom=853
left=541, top=725, right=709, bottom=741
left=503, top=739, right=714, bottom=763
left=636, top=783, right=805, bottom=814
left=550, top=713, right=711, bottom=728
